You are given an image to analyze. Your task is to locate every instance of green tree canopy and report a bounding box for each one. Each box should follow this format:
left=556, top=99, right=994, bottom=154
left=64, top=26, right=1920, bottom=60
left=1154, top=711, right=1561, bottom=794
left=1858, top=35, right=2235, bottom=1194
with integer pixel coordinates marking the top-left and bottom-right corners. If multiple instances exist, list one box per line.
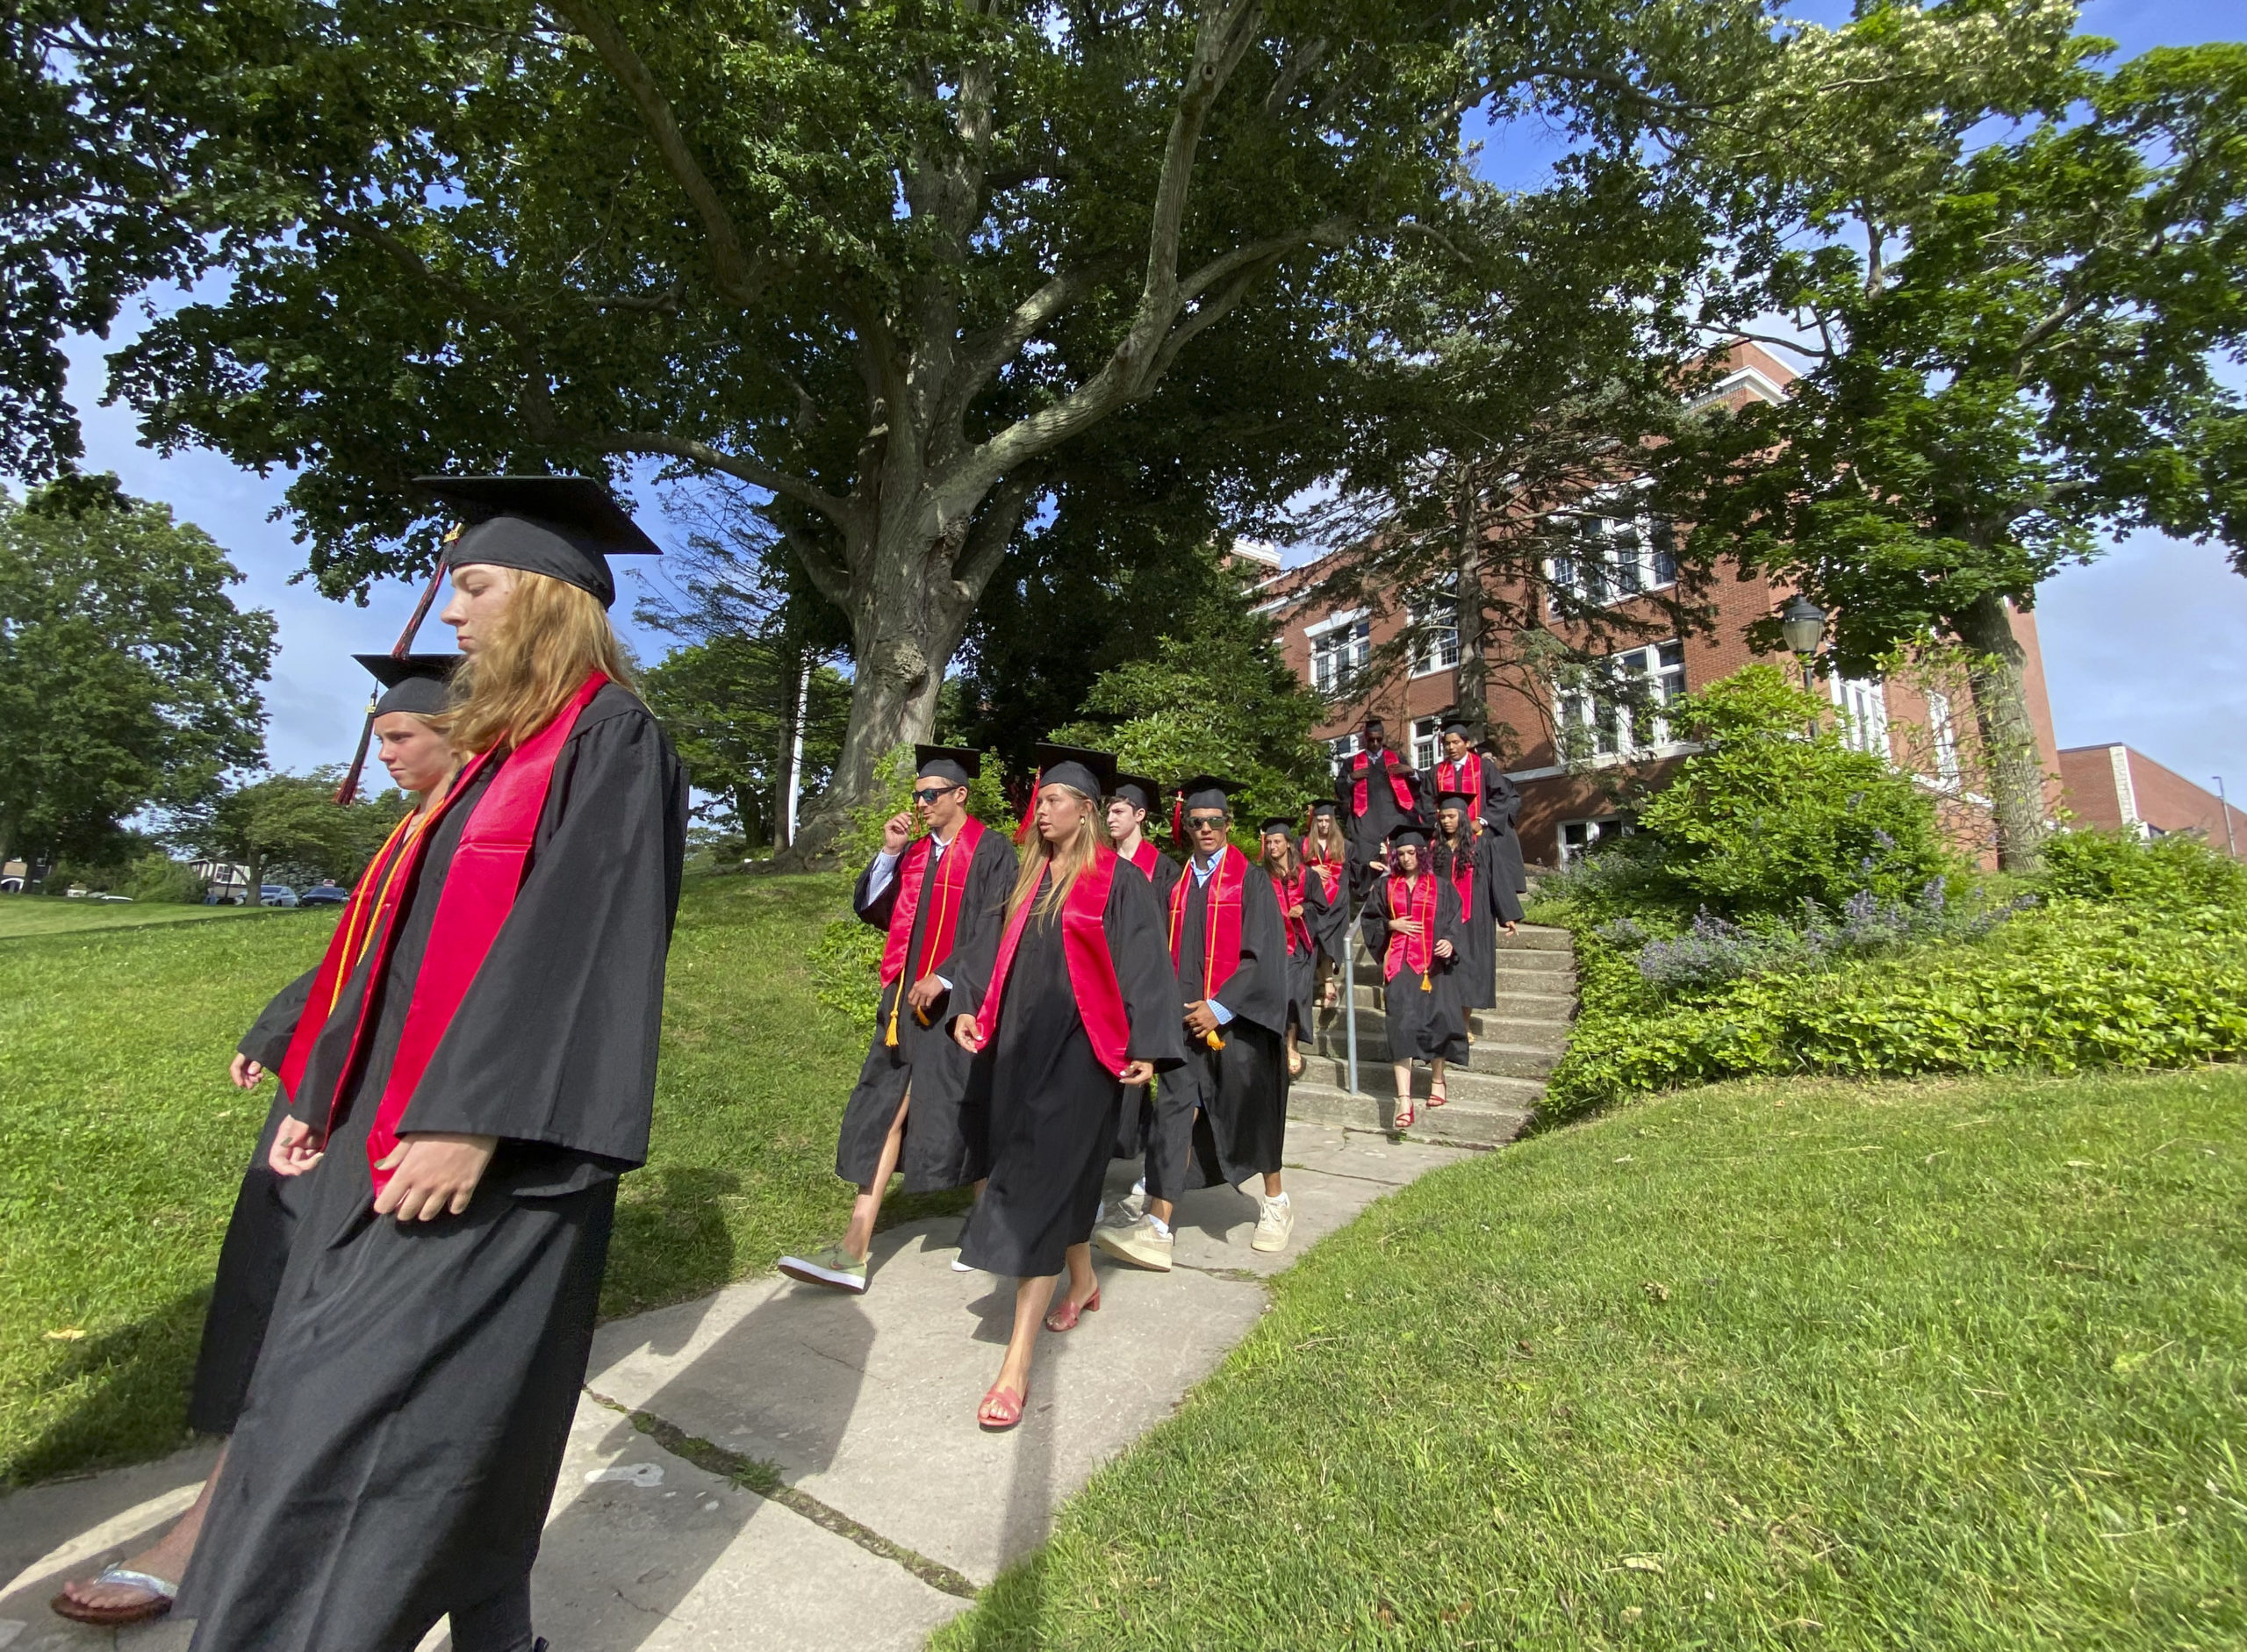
left=172, top=769, right=407, bottom=896
left=0, top=476, right=274, bottom=863
left=5, top=0, right=1781, bottom=861
left=1662, top=11, right=2247, bottom=869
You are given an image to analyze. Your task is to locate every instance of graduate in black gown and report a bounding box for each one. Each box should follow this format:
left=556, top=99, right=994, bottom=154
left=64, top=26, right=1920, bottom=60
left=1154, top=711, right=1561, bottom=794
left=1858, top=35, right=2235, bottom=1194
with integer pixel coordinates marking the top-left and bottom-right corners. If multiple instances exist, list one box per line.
left=1301, top=798, right=1351, bottom=1010
left=1097, top=777, right=1295, bottom=1271
left=1259, top=816, right=1326, bottom=1078
left=1432, top=791, right=1521, bottom=1016
left=1104, top=773, right=1178, bottom=1164
left=947, top=746, right=1184, bottom=1428
left=51, top=655, right=461, bottom=1632
left=177, top=477, right=687, bottom=1652
left=1336, top=715, right=1424, bottom=883
left=1358, top=828, right=1468, bottom=1131
left=780, top=745, right=1014, bottom=1294
left=1425, top=715, right=1528, bottom=897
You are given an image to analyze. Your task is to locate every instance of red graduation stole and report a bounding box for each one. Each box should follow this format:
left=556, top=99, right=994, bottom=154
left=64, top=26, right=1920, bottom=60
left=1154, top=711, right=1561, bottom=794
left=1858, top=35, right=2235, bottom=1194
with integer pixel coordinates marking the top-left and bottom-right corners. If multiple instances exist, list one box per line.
left=1302, top=840, right=1343, bottom=902
left=1168, top=844, right=1247, bottom=998
left=1268, top=866, right=1312, bottom=955
left=1350, top=750, right=1418, bottom=818
left=971, top=846, right=1133, bottom=1075
left=879, top=815, right=986, bottom=1045
left=1126, top=837, right=1164, bottom=879
left=1382, top=873, right=1439, bottom=984
left=1435, top=756, right=1484, bottom=829
left=1441, top=836, right=1475, bottom=913
left=278, top=672, right=608, bottom=1194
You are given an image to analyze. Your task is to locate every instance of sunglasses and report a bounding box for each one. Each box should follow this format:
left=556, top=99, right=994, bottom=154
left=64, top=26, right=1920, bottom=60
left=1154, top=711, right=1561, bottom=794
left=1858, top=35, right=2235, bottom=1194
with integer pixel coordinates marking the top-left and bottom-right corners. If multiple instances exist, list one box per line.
left=1186, top=813, right=1229, bottom=830
left=913, top=785, right=961, bottom=805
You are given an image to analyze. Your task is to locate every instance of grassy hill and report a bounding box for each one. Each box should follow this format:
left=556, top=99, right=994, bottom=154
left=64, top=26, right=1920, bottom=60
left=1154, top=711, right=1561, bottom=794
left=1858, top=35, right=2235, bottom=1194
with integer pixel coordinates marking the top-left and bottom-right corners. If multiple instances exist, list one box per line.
left=937, top=1067, right=2247, bottom=1651
left=0, top=873, right=872, bottom=1486
left=0, top=894, right=286, bottom=941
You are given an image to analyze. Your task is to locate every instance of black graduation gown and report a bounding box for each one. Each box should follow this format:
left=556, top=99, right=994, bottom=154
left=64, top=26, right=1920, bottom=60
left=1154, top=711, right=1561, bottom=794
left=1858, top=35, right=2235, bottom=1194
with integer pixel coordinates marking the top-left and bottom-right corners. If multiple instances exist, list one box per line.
left=186, top=969, right=316, bottom=1434
left=952, top=863, right=1185, bottom=1279
left=1337, top=750, right=1425, bottom=878
left=1271, top=864, right=1326, bottom=1038
left=179, top=686, right=687, bottom=1652
left=1300, top=839, right=1353, bottom=966
left=1477, top=756, right=1530, bottom=893
left=1359, top=873, right=1471, bottom=1064
left=1111, top=845, right=1181, bottom=1160
left=1147, top=854, right=1291, bottom=1200
left=835, top=827, right=1016, bottom=1192
left=1435, top=833, right=1520, bottom=1011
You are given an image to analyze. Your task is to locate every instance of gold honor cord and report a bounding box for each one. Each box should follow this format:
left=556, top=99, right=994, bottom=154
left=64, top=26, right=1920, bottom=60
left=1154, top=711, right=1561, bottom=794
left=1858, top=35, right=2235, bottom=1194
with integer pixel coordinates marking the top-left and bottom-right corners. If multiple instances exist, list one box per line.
left=884, top=837, right=958, bottom=1049
left=326, top=808, right=427, bottom=1016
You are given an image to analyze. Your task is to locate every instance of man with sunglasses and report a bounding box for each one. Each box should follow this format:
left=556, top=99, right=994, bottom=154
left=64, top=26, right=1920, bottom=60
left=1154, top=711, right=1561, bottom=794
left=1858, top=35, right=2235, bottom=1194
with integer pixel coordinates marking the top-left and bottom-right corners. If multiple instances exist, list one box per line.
left=1097, top=775, right=1294, bottom=1270
left=780, top=745, right=1016, bottom=1294
left=1337, top=714, right=1425, bottom=884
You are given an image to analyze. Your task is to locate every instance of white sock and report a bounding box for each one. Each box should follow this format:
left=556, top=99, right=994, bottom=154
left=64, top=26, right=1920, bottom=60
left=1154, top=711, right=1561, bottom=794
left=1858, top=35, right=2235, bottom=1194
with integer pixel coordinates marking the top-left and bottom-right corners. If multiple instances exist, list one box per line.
left=1148, top=1213, right=1172, bottom=1239
left=1267, top=1191, right=1289, bottom=1208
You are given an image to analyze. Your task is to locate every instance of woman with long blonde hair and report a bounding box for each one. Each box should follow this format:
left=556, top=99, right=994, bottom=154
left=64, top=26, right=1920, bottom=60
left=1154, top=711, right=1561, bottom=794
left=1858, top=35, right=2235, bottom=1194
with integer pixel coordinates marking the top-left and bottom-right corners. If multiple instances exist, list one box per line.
left=177, top=477, right=687, bottom=1652
left=949, top=744, right=1184, bottom=1430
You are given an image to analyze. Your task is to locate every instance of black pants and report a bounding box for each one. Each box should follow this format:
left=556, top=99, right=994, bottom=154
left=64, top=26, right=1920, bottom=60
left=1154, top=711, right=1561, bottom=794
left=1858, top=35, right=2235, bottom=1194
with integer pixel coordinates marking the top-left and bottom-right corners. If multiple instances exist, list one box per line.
left=450, top=1578, right=535, bottom=1652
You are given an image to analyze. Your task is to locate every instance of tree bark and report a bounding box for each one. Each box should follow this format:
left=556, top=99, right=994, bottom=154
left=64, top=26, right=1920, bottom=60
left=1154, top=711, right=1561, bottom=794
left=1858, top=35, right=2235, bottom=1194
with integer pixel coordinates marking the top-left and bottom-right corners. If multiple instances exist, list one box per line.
left=1452, top=460, right=1490, bottom=727
left=1955, top=588, right=2050, bottom=873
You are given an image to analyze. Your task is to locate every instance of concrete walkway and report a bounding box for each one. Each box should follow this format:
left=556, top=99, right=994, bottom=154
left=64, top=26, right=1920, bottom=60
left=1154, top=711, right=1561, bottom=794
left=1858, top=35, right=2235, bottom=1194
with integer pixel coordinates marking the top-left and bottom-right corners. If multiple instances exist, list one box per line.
left=0, top=1124, right=1472, bottom=1650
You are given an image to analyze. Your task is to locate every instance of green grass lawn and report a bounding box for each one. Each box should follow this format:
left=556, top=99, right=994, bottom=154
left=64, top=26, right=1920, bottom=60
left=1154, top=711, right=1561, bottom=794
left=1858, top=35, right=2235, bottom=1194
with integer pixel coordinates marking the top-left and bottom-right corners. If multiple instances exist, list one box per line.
left=0, top=872, right=879, bottom=1486
left=0, top=894, right=286, bottom=940
left=937, top=1067, right=2247, bottom=1652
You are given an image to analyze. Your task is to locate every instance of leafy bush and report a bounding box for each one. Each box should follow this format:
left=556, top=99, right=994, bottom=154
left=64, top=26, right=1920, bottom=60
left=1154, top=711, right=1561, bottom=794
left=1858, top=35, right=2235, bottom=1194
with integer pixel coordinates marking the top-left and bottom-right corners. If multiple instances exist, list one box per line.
left=1633, top=665, right=1954, bottom=917
left=2041, top=827, right=2247, bottom=911
left=1543, top=899, right=2247, bottom=1124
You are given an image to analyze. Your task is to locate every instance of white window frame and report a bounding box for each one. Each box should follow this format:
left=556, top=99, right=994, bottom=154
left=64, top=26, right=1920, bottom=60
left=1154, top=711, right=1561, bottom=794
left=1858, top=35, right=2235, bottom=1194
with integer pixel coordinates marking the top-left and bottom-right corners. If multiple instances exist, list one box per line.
left=1925, top=690, right=1961, bottom=789
left=1558, top=817, right=1634, bottom=864
left=1408, top=592, right=1461, bottom=678
left=1552, top=640, right=1689, bottom=766
left=1326, top=732, right=1362, bottom=765
left=1306, top=608, right=1371, bottom=697
left=1544, top=485, right=1679, bottom=616
left=1411, top=715, right=1442, bottom=772
left=1828, top=672, right=1890, bottom=760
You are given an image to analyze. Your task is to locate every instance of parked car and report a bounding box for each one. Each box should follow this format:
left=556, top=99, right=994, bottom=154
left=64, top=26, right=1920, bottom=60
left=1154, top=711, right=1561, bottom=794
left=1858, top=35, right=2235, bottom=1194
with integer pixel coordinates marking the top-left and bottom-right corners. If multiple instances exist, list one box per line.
left=0, top=877, right=23, bottom=894
left=259, top=885, right=299, bottom=908
left=300, top=883, right=350, bottom=906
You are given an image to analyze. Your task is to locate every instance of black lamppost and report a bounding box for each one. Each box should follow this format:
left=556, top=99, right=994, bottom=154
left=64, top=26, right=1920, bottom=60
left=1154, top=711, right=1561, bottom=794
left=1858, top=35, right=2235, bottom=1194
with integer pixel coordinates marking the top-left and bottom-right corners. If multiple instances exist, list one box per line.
left=1780, top=595, right=1827, bottom=737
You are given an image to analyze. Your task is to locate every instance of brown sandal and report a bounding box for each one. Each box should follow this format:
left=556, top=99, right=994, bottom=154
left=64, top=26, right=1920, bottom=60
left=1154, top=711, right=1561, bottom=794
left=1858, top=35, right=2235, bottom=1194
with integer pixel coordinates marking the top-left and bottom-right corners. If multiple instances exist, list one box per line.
left=51, top=1568, right=177, bottom=1626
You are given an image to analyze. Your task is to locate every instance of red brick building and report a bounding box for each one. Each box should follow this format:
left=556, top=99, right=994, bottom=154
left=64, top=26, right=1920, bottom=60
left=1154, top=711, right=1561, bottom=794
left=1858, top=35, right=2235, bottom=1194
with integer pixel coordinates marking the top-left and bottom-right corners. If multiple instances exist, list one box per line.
left=1255, top=343, right=2065, bottom=869
left=2058, top=743, right=2247, bottom=854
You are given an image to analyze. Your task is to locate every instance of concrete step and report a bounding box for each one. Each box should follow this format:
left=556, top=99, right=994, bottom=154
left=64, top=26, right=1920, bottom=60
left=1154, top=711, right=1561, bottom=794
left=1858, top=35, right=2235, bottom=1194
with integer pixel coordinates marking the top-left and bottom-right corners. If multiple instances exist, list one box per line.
left=1296, top=1057, right=1545, bottom=1110
left=1287, top=1078, right=1532, bottom=1148
left=1337, top=984, right=1576, bottom=1022
left=1310, top=1006, right=1571, bottom=1052
left=1309, top=1029, right=1560, bottom=1078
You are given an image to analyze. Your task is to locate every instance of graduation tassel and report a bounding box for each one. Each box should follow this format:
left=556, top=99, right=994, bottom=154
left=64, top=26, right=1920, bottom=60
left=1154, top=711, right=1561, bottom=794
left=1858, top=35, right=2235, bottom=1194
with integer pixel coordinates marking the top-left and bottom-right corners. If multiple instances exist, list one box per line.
left=1014, top=769, right=1044, bottom=844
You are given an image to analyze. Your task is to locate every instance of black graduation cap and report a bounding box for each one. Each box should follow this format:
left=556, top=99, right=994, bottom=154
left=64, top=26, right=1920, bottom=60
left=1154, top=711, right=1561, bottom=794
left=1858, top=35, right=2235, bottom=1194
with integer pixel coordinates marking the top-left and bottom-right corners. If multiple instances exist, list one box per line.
left=1110, top=772, right=1162, bottom=814
left=356, top=652, right=463, bottom=718
left=414, top=475, right=660, bottom=609
left=1435, top=791, right=1475, bottom=813
left=1389, top=826, right=1429, bottom=851
left=1440, top=711, right=1476, bottom=738
left=914, top=744, right=981, bottom=788
left=1258, top=815, right=1296, bottom=837
left=1030, top=743, right=1116, bottom=804
left=1308, top=799, right=1338, bottom=817
left=1176, top=774, right=1238, bottom=816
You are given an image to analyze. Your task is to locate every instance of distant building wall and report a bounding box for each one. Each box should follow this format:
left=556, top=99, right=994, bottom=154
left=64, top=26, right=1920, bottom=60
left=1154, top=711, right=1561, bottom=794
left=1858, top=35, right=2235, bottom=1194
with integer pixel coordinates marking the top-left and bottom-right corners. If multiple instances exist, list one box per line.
left=2059, top=743, right=2247, bottom=853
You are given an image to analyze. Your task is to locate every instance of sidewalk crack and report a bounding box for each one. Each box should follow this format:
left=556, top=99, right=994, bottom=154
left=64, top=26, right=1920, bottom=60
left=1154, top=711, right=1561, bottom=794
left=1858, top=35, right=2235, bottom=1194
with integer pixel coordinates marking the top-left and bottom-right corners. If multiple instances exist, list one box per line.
left=582, top=1388, right=980, bottom=1600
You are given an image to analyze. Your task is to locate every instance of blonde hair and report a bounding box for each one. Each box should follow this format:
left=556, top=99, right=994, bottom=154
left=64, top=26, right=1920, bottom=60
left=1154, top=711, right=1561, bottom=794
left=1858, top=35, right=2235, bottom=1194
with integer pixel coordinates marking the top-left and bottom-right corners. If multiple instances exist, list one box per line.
left=1006, top=786, right=1102, bottom=923
left=445, top=570, right=635, bottom=757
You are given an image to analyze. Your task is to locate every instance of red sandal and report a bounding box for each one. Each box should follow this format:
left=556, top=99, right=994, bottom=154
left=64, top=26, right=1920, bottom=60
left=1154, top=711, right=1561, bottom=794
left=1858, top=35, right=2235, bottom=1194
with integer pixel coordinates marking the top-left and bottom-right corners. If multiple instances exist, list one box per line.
left=1393, top=1101, right=1415, bottom=1131
left=1428, top=1080, right=1448, bottom=1108
left=1044, top=1287, right=1101, bottom=1332
left=978, top=1383, right=1027, bottom=1431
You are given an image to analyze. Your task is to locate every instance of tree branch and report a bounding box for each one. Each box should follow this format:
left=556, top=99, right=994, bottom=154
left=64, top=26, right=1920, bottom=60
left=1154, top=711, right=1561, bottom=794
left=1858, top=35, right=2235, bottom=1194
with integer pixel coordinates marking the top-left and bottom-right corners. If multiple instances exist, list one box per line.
left=600, top=431, right=851, bottom=526
left=776, top=521, right=853, bottom=609
left=549, top=0, right=772, bottom=307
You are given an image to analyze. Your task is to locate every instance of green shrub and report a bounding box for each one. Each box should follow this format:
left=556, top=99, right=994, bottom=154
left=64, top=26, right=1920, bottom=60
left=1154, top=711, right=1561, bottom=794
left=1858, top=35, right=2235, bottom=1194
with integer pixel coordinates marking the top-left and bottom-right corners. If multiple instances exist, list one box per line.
left=1542, top=898, right=2247, bottom=1124
left=1633, top=664, right=1953, bottom=916
left=2041, top=826, right=2247, bottom=911
left=118, top=851, right=204, bottom=903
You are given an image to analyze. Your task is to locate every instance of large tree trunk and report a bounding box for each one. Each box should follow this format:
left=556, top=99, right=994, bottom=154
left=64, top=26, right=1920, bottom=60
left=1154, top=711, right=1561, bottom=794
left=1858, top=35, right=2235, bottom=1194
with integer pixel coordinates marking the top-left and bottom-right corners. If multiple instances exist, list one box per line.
left=1956, top=588, right=2050, bottom=873
left=1453, top=460, right=1490, bottom=727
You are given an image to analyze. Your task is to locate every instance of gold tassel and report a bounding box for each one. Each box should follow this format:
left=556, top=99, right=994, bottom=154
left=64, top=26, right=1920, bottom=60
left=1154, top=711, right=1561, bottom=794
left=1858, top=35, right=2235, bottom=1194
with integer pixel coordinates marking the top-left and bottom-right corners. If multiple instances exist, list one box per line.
left=1202, top=1028, right=1226, bottom=1052
left=1420, top=970, right=1432, bottom=993
left=885, top=984, right=902, bottom=1047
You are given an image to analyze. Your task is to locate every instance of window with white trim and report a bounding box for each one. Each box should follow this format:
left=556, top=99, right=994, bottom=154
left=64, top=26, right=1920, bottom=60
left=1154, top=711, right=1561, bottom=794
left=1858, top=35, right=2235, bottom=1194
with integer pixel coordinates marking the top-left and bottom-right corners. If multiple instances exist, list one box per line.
left=1554, top=641, right=1687, bottom=761
left=1925, top=690, right=1961, bottom=788
left=1326, top=733, right=1361, bottom=766
left=1411, top=715, right=1442, bottom=772
left=1559, top=817, right=1633, bottom=863
left=1409, top=594, right=1459, bottom=677
left=1828, top=673, right=1890, bottom=759
left=1545, top=497, right=1678, bottom=615
left=1308, top=614, right=1371, bottom=695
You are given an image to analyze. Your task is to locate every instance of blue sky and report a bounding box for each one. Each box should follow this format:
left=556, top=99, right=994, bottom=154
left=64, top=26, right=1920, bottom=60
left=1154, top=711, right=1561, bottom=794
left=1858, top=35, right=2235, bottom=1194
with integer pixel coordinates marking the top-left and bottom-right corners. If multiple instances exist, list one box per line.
left=49, top=0, right=2247, bottom=798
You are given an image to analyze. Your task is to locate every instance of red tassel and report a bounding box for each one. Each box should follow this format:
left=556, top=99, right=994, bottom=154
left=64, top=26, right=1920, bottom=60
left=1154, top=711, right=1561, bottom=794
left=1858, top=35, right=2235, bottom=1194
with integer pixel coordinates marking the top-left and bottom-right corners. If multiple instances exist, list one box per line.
left=1170, top=793, right=1184, bottom=842
left=1015, top=771, right=1043, bottom=844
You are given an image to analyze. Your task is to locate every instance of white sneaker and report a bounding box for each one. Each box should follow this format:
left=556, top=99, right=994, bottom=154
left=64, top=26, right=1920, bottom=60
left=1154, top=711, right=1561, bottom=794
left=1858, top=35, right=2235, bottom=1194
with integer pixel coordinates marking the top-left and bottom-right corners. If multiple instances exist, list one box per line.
left=1093, top=1212, right=1174, bottom=1272
left=1252, top=1194, right=1295, bottom=1253
left=1098, top=1186, right=1147, bottom=1229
